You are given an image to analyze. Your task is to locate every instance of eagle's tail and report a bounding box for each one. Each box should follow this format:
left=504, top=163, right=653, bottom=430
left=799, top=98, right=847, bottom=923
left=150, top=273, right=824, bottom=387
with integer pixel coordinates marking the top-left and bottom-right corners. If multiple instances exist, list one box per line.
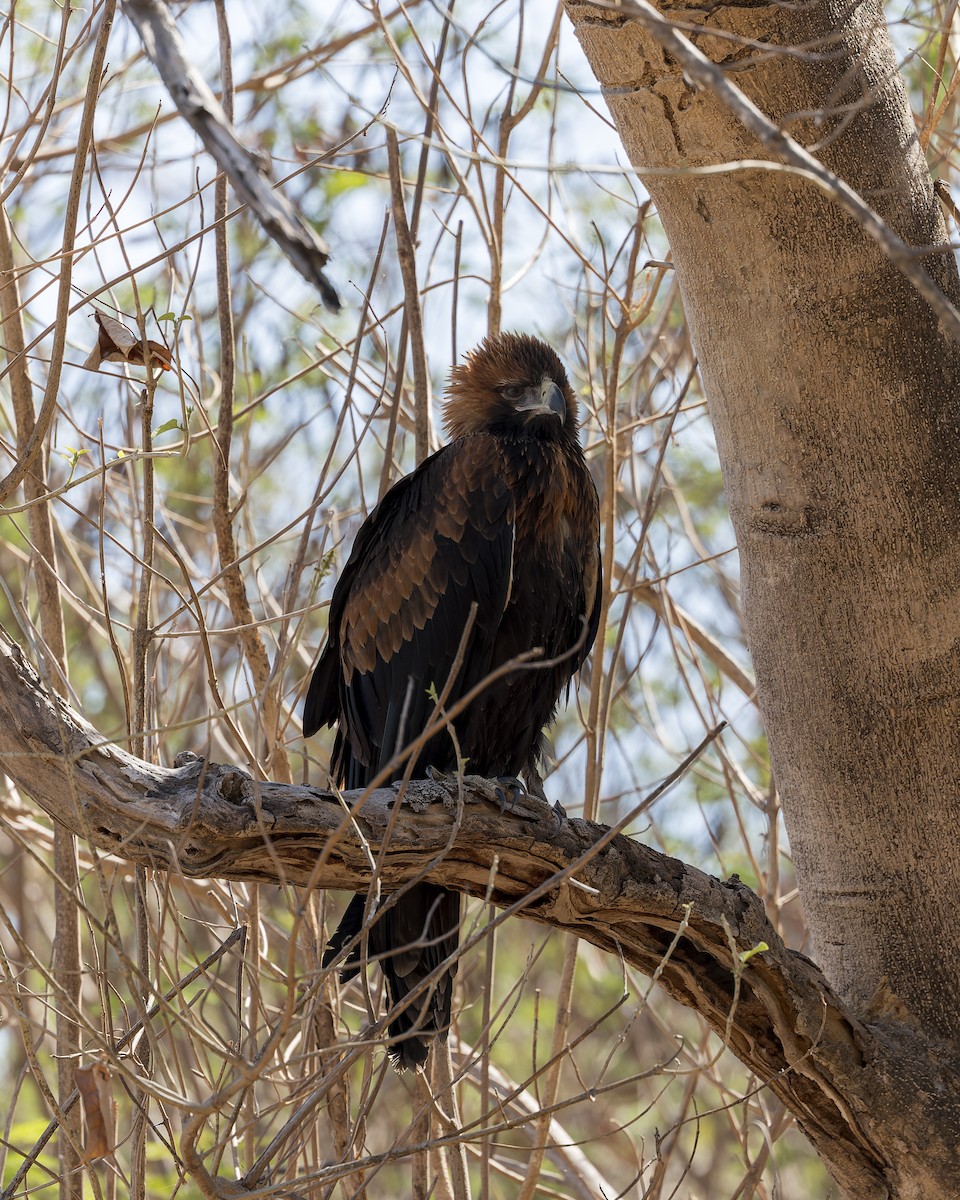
left=323, top=884, right=460, bottom=1069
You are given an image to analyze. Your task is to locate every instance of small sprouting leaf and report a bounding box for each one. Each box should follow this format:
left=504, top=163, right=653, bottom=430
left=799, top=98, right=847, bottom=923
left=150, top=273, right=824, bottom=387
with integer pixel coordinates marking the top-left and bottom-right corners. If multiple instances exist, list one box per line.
left=156, top=312, right=175, bottom=323
left=60, top=447, right=88, bottom=469
left=738, top=941, right=769, bottom=965
left=315, top=547, right=336, bottom=581
left=153, top=418, right=180, bottom=437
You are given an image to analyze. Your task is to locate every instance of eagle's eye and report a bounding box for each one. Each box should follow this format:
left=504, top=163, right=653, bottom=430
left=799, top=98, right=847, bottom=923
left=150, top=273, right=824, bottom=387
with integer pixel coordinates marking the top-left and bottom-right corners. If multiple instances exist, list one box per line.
left=502, top=384, right=525, bottom=400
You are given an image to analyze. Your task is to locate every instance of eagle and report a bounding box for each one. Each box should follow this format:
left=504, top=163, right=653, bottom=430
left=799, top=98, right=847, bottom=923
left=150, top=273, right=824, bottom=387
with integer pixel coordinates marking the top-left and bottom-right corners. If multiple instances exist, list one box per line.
left=304, top=332, right=601, bottom=1068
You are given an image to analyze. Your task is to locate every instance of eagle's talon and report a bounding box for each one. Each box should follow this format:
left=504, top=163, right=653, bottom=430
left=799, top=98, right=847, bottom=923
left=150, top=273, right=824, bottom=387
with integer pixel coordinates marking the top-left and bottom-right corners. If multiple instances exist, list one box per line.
left=494, top=775, right=525, bottom=813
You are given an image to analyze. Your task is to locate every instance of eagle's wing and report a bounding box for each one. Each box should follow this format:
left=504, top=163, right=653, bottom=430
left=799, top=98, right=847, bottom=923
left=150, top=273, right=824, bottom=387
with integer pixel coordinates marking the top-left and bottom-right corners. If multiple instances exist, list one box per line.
left=304, top=434, right=515, bottom=784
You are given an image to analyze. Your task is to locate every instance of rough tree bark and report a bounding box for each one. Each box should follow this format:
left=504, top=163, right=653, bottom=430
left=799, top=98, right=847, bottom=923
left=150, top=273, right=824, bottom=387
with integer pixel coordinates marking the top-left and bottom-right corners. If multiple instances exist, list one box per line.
left=566, top=1, right=960, bottom=1197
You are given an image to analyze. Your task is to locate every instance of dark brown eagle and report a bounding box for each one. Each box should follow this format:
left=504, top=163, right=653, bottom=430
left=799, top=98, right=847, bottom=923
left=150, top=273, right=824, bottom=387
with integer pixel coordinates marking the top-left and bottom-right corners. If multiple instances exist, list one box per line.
left=303, top=332, right=601, bottom=1068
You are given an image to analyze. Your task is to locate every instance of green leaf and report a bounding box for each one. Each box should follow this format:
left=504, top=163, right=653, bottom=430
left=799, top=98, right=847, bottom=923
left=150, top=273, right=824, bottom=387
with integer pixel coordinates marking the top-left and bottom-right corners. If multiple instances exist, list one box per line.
left=327, top=170, right=369, bottom=198
left=738, top=941, right=769, bottom=965
left=154, top=418, right=181, bottom=436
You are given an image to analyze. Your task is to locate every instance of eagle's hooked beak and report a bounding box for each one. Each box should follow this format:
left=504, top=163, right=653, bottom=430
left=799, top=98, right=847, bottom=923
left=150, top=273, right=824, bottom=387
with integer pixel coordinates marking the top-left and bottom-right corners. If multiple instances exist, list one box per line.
left=517, top=378, right=566, bottom=420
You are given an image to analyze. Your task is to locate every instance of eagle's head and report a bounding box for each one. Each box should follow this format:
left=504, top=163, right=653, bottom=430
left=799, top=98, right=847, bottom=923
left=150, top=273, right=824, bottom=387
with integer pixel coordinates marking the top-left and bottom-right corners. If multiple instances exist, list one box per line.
left=443, top=332, right=579, bottom=441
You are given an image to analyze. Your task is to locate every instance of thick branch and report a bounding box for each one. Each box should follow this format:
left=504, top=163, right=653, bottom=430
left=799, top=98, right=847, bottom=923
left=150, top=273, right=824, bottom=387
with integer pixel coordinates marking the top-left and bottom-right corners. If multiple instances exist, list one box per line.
left=122, top=0, right=340, bottom=312
left=0, top=625, right=918, bottom=1197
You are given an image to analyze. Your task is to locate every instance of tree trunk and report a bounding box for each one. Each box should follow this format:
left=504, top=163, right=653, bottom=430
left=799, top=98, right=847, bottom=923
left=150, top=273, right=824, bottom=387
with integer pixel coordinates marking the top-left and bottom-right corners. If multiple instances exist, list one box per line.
left=567, top=1, right=960, bottom=1196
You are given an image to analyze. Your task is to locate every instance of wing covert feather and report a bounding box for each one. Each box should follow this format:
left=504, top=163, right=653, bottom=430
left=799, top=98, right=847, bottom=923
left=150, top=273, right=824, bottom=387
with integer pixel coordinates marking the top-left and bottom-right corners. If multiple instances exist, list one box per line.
left=308, top=437, right=515, bottom=779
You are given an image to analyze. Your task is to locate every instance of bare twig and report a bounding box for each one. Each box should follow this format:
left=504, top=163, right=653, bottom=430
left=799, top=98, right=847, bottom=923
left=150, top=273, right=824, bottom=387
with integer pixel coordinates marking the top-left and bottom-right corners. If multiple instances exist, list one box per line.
left=515, top=931, right=578, bottom=1200
left=0, top=917, right=245, bottom=1200
left=0, top=199, right=82, bottom=1200
left=386, top=128, right=433, bottom=463
left=488, top=4, right=564, bottom=335
left=209, top=3, right=292, bottom=785
left=0, top=0, right=118, bottom=505
left=634, top=582, right=755, bottom=698
left=451, top=1039, right=616, bottom=1200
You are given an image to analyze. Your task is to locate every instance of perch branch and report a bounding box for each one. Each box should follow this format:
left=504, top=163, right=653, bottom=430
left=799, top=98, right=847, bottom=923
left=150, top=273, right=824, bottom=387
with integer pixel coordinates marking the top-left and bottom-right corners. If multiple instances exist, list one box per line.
left=0, top=625, right=911, bottom=1196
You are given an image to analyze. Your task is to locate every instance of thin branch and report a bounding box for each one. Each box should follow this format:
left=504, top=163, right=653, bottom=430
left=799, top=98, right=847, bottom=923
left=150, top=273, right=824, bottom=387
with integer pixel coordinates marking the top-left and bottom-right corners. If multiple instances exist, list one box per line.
left=0, top=0, right=118, bottom=505
left=635, top=582, right=755, bottom=697
left=386, top=127, right=433, bottom=463
left=0, top=183, right=80, bottom=1200
left=0, top=927, right=247, bottom=1200
left=450, top=1038, right=616, bottom=1200
left=209, top=5, right=291, bottom=785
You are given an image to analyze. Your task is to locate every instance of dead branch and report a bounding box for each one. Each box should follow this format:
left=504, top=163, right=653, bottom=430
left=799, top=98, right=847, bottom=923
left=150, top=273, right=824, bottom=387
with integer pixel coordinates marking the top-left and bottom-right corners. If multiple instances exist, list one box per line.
left=122, top=0, right=340, bottom=312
